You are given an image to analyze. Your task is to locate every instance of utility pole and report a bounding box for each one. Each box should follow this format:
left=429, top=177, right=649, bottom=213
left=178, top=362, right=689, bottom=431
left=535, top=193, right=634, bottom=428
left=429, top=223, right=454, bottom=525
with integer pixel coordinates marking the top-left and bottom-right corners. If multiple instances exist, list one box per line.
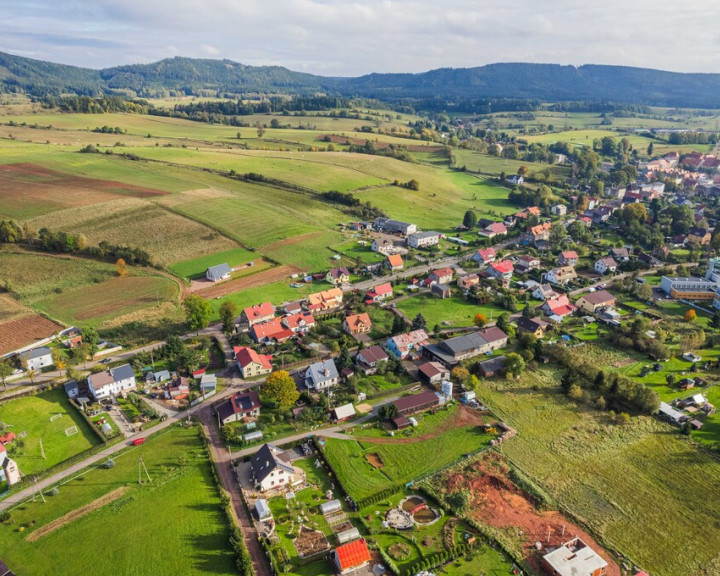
left=39, top=438, right=45, bottom=460
left=138, top=456, right=151, bottom=484
left=34, top=477, right=46, bottom=503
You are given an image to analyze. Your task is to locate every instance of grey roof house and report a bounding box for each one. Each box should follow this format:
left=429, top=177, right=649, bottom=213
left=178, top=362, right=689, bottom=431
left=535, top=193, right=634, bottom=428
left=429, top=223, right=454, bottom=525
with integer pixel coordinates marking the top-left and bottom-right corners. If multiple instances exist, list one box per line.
left=206, top=263, right=232, bottom=282
left=305, top=359, right=339, bottom=390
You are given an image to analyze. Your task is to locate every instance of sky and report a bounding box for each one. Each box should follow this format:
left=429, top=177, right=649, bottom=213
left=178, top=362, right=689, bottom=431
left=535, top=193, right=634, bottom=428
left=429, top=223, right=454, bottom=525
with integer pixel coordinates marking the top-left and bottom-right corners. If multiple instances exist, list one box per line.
left=2, top=0, right=720, bottom=76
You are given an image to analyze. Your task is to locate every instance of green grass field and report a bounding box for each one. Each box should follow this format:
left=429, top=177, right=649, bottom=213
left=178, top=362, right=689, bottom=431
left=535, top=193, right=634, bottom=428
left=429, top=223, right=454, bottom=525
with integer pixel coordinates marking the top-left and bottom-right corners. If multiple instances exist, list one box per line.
left=476, top=367, right=720, bottom=576
left=322, top=405, right=492, bottom=501
left=0, top=389, right=99, bottom=476
left=453, top=149, right=570, bottom=179
left=0, top=424, right=236, bottom=576
left=168, top=247, right=259, bottom=279
left=396, top=293, right=510, bottom=330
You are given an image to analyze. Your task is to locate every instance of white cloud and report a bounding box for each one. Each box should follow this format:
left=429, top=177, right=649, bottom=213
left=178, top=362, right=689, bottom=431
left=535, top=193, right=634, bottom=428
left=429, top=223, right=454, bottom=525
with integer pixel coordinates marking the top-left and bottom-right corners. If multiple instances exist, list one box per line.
left=1, top=0, right=720, bottom=74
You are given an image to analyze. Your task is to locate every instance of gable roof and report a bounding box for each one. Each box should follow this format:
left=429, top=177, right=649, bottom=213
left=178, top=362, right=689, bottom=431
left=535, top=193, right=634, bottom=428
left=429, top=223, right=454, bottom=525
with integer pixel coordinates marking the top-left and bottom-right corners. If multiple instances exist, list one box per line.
left=517, top=316, right=550, bottom=332
left=251, top=318, right=293, bottom=341
left=431, top=267, right=453, bottom=278
left=597, top=256, right=617, bottom=267
left=283, top=311, right=315, bottom=330
left=243, top=302, right=275, bottom=322
left=478, top=326, right=508, bottom=344
left=560, top=250, right=579, bottom=259
left=393, top=391, right=439, bottom=413
left=234, top=346, right=273, bottom=371
left=369, top=282, right=393, bottom=296
left=490, top=260, right=514, bottom=274
left=356, top=345, right=388, bottom=365
left=218, top=390, right=262, bottom=422
left=206, top=263, right=231, bottom=279
left=20, top=346, right=52, bottom=360
left=418, top=361, right=448, bottom=379
left=579, top=290, right=616, bottom=305
left=328, top=267, right=350, bottom=279
left=250, top=444, right=294, bottom=484
left=306, top=359, right=339, bottom=384
left=387, top=254, right=404, bottom=267
left=335, top=538, right=371, bottom=571
left=389, top=329, right=429, bottom=350
left=439, top=332, right=488, bottom=356
left=345, top=313, right=372, bottom=331
left=475, top=247, right=496, bottom=261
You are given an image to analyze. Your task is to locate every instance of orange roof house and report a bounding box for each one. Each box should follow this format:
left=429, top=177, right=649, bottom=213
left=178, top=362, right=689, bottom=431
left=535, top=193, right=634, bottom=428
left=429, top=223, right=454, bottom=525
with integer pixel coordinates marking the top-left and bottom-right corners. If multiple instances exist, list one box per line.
left=387, top=254, right=404, bottom=270
left=333, top=539, right=371, bottom=574
left=343, top=313, right=372, bottom=335
left=242, top=302, right=275, bottom=326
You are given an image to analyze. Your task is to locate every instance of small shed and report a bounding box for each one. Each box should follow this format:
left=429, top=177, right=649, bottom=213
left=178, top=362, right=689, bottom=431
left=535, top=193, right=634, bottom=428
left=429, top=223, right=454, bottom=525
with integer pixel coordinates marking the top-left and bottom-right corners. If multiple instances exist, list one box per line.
left=461, top=391, right=476, bottom=403
left=333, top=403, right=356, bottom=422
left=690, top=419, right=704, bottom=430
left=320, top=499, right=342, bottom=516
left=244, top=431, right=264, bottom=443
left=154, top=370, right=171, bottom=383
left=255, top=498, right=272, bottom=521
left=392, top=415, right=411, bottom=430
left=336, top=527, right=361, bottom=545
left=431, top=283, right=451, bottom=299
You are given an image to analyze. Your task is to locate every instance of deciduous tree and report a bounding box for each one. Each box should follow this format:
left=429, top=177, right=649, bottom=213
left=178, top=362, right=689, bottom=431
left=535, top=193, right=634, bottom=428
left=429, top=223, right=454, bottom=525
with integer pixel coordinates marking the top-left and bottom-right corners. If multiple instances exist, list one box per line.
left=264, top=371, right=300, bottom=409
left=115, top=258, right=128, bottom=277
left=183, top=294, right=212, bottom=334
left=219, top=300, right=237, bottom=334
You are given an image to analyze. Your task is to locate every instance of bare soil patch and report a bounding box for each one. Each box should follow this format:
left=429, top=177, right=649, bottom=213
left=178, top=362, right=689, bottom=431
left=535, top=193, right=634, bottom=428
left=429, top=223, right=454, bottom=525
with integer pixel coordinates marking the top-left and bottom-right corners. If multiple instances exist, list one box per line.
left=193, top=265, right=301, bottom=298
left=365, top=453, right=385, bottom=469
left=293, top=525, right=330, bottom=558
left=0, top=314, right=64, bottom=356
left=442, top=455, right=620, bottom=575
left=26, top=486, right=128, bottom=542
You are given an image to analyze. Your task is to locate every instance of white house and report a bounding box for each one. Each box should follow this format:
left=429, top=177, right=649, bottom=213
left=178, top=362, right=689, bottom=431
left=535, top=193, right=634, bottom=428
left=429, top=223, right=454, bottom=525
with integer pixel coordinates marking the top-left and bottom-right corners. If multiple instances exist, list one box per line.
left=20, top=346, right=53, bottom=372
left=305, top=359, right=339, bottom=390
left=87, top=364, right=136, bottom=400
left=371, top=238, right=396, bottom=255
left=594, top=257, right=618, bottom=275
left=406, top=231, right=440, bottom=249
left=206, top=263, right=231, bottom=282
left=250, top=444, right=303, bottom=492
left=507, top=175, right=524, bottom=185
left=532, top=284, right=557, bottom=300
left=544, top=266, right=577, bottom=286
left=551, top=204, right=567, bottom=216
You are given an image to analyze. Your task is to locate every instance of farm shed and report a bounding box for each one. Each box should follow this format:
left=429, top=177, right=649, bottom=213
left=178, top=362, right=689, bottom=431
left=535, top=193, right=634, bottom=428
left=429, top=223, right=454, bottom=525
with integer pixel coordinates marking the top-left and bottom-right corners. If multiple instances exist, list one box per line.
left=392, top=415, right=411, bottom=430
left=333, top=403, right=356, bottom=422
left=477, top=355, right=507, bottom=378
left=658, top=402, right=687, bottom=425
left=255, top=499, right=272, bottom=521
left=320, top=499, right=342, bottom=516
left=393, top=391, right=440, bottom=416
left=336, top=527, right=361, bottom=545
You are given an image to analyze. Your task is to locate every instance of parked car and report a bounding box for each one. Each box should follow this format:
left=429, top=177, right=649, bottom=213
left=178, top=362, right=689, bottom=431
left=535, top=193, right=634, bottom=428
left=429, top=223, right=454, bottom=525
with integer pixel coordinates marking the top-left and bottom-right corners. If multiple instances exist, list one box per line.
left=101, top=357, right=112, bottom=364
left=133, top=437, right=146, bottom=446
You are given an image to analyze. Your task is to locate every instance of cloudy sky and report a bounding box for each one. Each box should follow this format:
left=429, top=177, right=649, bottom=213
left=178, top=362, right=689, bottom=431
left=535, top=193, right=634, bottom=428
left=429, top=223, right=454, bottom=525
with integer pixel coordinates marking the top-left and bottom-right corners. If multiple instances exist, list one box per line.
left=2, top=0, right=720, bottom=75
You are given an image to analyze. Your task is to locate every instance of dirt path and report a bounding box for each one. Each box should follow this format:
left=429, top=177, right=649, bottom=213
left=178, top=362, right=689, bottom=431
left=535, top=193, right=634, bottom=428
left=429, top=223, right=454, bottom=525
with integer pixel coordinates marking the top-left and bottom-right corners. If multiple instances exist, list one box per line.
left=193, top=265, right=301, bottom=299
left=199, top=411, right=271, bottom=576
left=26, top=486, right=128, bottom=542
left=349, top=406, right=484, bottom=445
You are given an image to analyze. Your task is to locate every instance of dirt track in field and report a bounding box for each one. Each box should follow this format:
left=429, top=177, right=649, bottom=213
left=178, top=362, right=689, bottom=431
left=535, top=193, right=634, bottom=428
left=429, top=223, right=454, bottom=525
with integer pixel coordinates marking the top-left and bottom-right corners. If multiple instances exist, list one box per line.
left=442, top=454, right=620, bottom=575
left=0, top=314, right=64, bottom=356
left=192, top=265, right=301, bottom=298
left=351, top=406, right=484, bottom=445
left=26, top=486, right=128, bottom=542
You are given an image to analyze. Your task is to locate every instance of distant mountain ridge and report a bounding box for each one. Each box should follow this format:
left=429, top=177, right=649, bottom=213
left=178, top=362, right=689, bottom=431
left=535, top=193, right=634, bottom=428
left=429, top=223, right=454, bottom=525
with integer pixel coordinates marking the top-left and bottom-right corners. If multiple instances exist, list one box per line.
left=2, top=51, right=720, bottom=108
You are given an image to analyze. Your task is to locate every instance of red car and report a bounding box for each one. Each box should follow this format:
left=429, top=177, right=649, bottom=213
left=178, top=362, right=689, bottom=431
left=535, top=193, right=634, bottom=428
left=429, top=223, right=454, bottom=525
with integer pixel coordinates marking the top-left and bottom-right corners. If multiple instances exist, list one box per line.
left=132, top=437, right=146, bottom=446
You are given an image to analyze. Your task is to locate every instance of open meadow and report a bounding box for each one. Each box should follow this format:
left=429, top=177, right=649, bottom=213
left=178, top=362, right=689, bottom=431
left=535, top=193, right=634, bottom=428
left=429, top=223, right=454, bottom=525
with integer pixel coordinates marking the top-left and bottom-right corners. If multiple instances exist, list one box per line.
left=320, top=405, right=493, bottom=501
left=475, top=366, right=720, bottom=576
left=0, top=424, right=236, bottom=576
left=0, top=389, right=99, bottom=476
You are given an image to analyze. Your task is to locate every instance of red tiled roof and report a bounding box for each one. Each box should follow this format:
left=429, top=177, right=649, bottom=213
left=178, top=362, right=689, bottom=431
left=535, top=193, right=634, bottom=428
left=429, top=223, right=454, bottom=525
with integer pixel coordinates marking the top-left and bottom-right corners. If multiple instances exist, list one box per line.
left=251, top=319, right=294, bottom=342
left=243, top=302, right=274, bottom=322
left=373, top=282, right=393, bottom=295
left=387, top=254, right=404, bottom=267
left=560, top=251, right=578, bottom=259
left=283, top=312, right=315, bottom=330
left=335, top=538, right=371, bottom=571
left=432, top=267, right=453, bottom=278
left=345, top=313, right=372, bottom=332
left=476, top=247, right=496, bottom=261
left=490, top=260, right=514, bottom=274
left=234, top=346, right=273, bottom=371
left=485, top=222, right=507, bottom=234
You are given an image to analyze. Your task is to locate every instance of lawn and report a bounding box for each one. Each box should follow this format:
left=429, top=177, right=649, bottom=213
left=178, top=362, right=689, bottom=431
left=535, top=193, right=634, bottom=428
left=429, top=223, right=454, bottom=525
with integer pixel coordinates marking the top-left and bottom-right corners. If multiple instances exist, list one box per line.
left=475, top=367, right=720, bottom=576
left=0, top=424, right=236, bottom=576
left=453, top=149, right=570, bottom=180
left=396, top=293, right=509, bottom=330
left=167, top=247, right=258, bottom=279
left=0, top=388, right=100, bottom=477
left=321, top=405, right=493, bottom=501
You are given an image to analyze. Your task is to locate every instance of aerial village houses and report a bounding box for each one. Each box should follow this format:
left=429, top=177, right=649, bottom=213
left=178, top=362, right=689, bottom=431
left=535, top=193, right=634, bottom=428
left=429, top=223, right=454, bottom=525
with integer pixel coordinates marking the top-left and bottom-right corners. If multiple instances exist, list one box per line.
left=544, top=265, right=577, bottom=286
left=343, top=313, right=372, bottom=335
left=87, top=364, right=136, bottom=400
left=217, top=390, right=261, bottom=425
left=386, top=253, right=404, bottom=271
left=365, top=282, right=393, bottom=303
left=406, top=231, right=440, bottom=248
left=431, top=283, right=451, bottom=299
left=305, top=359, right=339, bottom=390
left=541, top=293, right=577, bottom=321
left=249, top=443, right=303, bottom=493
left=532, top=283, right=557, bottom=301
left=282, top=311, right=315, bottom=333
left=516, top=316, right=550, bottom=338
left=516, top=254, right=541, bottom=273
left=457, top=273, right=480, bottom=290
left=472, top=247, right=496, bottom=264
left=558, top=250, right=579, bottom=267
left=478, top=221, right=507, bottom=239
left=551, top=204, right=567, bottom=216
left=594, top=256, right=617, bottom=275
left=486, top=260, right=514, bottom=282
left=325, top=267, right=350, bottom=285
left=688, top=226, right=711, bottom=245
left=418, top=361, right=450, bottom=386
left=423, top=327, right=508, bottom=367
left=576, top=290, right=617, bottom=314
left=371, top=238, right=396, bottom=255
left=20, top=346, right=53, bottom=372
left=525, top=221, right=552, bottom=245
left=234, top=346, right=273, bottom=378
left=205, top=263, right=231, bottom=282
left=241, top=302, right=275, bottom=327
left=476, top=355, right=506, bottom=378
left=251, top=318, right=294, bottom=344
left=373, top=217, right=417, bottom=236
left=426, top=267, right=454, bottom=285
left=386, top=329, right=429, bottom=359
left=393, top=390, right=440, bottom=416
left=306, top=288, right=343, bottom=312
left=355, top=345, right=388, bottom=375
left=0, top=444, right=21, bottom=487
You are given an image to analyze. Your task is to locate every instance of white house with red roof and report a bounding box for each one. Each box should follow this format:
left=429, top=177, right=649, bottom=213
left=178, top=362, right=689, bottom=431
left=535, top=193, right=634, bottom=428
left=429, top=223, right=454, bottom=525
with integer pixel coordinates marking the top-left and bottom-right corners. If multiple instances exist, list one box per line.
left=478, top=221, right=508, bottom=239
left=241, top=302, right=275, bottom=327
left=234, top=346, right=273, bottom=378
left=426, top=267, right=453, bottom=285
left=486, top=260, right=514, bottom=281
left=250, top=318, right=294, bottom=344
left=386, top=330, right=430, bottom=359
left=217, top=390, right=262, bottom=425
left=558, top=250, right=579, bottom=267
left=472, top=247, right=496, bottom=264
left=516, top=254, right=541, bottom=273
left=540, top=293, right=577, bottom=320
left=282, top=312, right=315, bottom=333
left=365, top=282, right=393, bottom=303
left=594, top=257, right=618, bottom=275
left=544, top=266, right=577, bottom=286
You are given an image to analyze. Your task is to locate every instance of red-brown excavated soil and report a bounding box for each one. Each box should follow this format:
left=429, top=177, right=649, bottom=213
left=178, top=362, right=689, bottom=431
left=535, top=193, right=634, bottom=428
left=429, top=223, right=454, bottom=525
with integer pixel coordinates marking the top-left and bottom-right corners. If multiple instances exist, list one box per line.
left=0, top=314, right=64, bottom=356
left=192, top=265, right=301, bottom=299
left=443, top=455, right=620, bottom=575
left=352, top=406, right=484, bottom=445
left=0, top=162, right=168, bottom=207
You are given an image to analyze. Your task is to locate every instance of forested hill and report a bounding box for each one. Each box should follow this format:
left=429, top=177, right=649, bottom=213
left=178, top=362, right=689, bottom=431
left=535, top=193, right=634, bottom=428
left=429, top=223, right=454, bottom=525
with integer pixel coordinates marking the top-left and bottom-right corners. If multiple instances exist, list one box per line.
left=3, top=50, right=720, bottom=108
